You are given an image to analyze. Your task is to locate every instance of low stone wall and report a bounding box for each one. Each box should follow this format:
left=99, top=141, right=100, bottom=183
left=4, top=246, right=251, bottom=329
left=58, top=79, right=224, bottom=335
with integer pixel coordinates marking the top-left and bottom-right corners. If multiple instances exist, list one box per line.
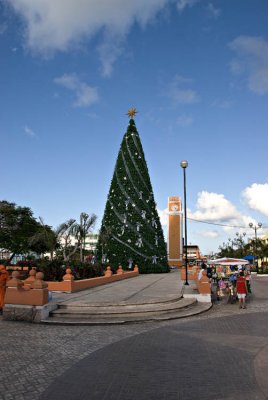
left=181, top=267, right=212, bottom=303
left=197, top=273, right=211, bottom=294
left=3, top=303, right=57, bottom=323
left=3, top=270, right=52, bottom=322
left=3, top=265, right=139, bottom=322
left=4, top=270, right=48, bottom=306
left=47, top=266, right=139, bottom=293
left=6, top=266, right=29, bottom=271
left=181, top=266, right=200, bottom=281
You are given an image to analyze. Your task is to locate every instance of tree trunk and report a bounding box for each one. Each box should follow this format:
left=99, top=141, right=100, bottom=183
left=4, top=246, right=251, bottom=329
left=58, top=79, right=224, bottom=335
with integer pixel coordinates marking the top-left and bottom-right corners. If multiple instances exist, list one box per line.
left=8, top=253, right=15, bottom=263
left=67, top=240, right=80, bottom=261
left=80, top=239, right=83, bottom=263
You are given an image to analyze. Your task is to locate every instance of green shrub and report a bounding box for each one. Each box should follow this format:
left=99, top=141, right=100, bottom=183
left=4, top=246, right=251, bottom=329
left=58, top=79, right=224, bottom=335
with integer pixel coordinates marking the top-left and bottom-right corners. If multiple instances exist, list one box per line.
left=37, top=259, right=66, bottom=281
left=17, top=260, right=38, bottom=269
left=37, top=260, right=106, bottom=281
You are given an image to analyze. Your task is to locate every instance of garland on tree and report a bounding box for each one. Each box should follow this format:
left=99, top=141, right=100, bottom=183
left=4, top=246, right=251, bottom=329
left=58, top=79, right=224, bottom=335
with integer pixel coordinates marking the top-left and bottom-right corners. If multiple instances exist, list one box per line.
left=96, top=114, right=169, bottom=273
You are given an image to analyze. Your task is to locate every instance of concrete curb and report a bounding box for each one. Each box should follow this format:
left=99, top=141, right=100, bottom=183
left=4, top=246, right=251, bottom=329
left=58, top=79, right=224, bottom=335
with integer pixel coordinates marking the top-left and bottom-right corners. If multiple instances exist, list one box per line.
left=41, top=301, right=212, bottom=325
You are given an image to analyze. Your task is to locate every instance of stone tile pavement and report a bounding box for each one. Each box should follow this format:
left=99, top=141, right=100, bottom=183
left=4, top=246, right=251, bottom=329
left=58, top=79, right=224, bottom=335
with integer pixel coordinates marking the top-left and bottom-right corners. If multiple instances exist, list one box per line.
left=49, top=269, right=185, bottom=306
left=0, top=275, right=267, bottom=400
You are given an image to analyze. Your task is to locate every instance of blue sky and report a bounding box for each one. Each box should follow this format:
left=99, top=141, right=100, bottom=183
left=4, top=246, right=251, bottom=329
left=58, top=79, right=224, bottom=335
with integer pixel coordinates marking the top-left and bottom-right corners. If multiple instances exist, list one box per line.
left=1, top=0, right=268, bottom=255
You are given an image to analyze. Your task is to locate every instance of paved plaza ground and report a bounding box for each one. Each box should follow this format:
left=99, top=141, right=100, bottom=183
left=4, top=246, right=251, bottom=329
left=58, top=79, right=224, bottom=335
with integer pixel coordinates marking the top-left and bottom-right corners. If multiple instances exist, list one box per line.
left=0, top=273, right=268, bottom=400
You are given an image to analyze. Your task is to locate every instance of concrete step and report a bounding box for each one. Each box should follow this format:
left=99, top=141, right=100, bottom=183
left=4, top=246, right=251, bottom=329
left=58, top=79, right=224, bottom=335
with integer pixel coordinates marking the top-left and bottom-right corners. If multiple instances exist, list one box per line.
left=41, top=301, right=212, bottom=325
left=51, top=297, right=196, bottom=317
left=58, top=295, right=183, bottom=308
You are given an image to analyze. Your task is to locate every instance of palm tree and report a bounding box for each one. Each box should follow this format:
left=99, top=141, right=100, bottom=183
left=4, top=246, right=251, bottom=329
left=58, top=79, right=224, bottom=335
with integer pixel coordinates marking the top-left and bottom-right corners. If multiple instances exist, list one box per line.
left=56, top=213, right=97, bottom=262
left=56, top=219, right=80, bottom=262
left=79, top=213, right=97, bottom=262
left=98, top=226, right=112, bottom=264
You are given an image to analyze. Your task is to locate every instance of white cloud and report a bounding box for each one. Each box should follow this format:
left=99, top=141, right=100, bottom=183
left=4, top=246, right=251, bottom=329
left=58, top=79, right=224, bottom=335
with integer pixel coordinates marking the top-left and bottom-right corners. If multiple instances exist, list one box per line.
left=229, top=36, right=268, bottom=94
left=168, top=74, right=200, bottom=104
left=97, top=35, right=124, bottom=77
left=54, top=73, right=99, bottom=107
left=242, top=183, right=268, bottom=216
left=176, top=114, right=193, bottom=126
left=200, top=230, right=219, bottom=238
left=188, top=190, right=263, bottom=239
left=189, top=191, right=239, bottom=222
left=177, top=0, right=199, bottom=12
left=158, top=189, right=265, bottom=252
left=207, top=3, right=221, bottom=19
left=157, top=208, right=168, bottom=226
left=7, top=0, right=172, bottom=74
left=24, top=125, right=36, bottom=137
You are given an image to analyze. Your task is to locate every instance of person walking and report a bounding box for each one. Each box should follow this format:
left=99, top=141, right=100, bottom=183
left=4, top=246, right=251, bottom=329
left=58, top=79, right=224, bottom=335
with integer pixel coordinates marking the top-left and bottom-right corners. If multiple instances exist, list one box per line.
left=0, top=265, right=9, bottom=315
left=236, top=271, right=248, bottom=309
left=206, top=264, right=213, bottom=280
left=198, top=262, right=207, bottom=280
left=245, top=270, right=252, bottom=294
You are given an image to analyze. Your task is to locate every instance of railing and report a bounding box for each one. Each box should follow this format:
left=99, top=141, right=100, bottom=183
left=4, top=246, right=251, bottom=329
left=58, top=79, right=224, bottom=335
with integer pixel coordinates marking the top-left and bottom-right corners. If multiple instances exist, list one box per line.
left=4, top=265, right=139, bottom=304
left=47, top=265, right=139, bottom=293
left=2, top=265, right=140, bottom=322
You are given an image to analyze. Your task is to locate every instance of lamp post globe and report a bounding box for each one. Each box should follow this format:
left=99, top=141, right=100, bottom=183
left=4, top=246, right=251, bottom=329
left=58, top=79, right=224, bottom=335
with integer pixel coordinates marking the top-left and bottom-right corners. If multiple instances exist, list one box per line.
left=180, top=160, right=188, bottom=169
left=180, top=160, right=189, bottom=285
left=248, top=222, right=262, bottom=272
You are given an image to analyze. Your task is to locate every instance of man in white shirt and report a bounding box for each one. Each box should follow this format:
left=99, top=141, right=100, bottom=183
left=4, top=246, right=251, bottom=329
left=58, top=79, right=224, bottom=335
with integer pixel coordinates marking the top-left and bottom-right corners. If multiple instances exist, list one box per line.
left=198, top=263, right=207, bottom=280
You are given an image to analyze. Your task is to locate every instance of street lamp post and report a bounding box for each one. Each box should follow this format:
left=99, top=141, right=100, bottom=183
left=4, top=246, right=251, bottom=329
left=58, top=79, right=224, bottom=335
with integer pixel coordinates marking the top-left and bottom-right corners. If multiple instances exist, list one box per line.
left=235, top=232, right=247, bottom=257
left=180, top=160, right=189, bottom=285
left=249, top=222, right=262, bottom=272
left=80, top=212, right=89, bottom=262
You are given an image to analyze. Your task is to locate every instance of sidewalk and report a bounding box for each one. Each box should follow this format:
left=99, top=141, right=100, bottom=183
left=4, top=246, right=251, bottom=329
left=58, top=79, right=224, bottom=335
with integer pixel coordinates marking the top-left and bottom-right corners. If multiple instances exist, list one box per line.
left=41, top=275, right=268, bottom=400
left=0, top=274, right=267, bottom=400
left=51, top=269, right=185, bottom=306
left=44, top=269, right=211, bottom=324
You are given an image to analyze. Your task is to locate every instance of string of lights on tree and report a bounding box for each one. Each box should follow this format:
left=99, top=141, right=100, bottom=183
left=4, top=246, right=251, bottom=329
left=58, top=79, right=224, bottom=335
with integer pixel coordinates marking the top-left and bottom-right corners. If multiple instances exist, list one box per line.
left=96, top=108, right=169, bottom=273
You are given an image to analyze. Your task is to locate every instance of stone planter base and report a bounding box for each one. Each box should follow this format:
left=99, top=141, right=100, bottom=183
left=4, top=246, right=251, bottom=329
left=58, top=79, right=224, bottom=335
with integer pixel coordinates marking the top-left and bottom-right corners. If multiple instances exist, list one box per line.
left=3, top=303, right=57, bottom=323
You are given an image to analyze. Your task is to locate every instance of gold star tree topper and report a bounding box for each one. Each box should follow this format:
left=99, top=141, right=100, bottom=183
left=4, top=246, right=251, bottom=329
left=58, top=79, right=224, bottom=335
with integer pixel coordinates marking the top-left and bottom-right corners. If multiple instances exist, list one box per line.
left=127, top=107, right=138, bottom=119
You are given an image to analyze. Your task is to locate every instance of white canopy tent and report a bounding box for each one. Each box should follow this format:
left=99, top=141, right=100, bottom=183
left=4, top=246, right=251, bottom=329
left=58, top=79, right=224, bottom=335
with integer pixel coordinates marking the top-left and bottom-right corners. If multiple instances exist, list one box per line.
left=207, top=257, right=249, bottom=266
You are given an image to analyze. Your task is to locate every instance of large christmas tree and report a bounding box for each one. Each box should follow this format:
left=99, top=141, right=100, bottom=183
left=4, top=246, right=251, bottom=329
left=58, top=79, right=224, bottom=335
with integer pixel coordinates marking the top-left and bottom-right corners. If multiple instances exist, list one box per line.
left=96, top=110, right=169, bottom=273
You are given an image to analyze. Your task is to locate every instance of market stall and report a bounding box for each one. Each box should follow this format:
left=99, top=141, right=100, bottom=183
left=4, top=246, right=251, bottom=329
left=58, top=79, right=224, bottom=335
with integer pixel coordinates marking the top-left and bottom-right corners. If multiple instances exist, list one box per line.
left=207, top=258, right=250, bottom=303
left=207, top=257, right=249, bottom=276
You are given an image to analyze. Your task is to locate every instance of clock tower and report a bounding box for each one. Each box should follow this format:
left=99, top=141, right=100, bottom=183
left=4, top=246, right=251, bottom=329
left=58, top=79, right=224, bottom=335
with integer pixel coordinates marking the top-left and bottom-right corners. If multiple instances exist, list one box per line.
left=168, top=196, right=183, bottom=268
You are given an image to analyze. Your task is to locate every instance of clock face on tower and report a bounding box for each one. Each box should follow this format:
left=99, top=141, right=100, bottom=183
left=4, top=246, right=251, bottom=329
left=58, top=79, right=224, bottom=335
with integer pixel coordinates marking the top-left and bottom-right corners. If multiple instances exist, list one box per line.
left=171, top=204, right=178, bottom=211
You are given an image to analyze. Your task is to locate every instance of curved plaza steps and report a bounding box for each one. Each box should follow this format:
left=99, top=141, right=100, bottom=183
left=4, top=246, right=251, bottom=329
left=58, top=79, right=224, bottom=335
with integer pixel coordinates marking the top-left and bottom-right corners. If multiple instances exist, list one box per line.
left=41, top=297, right=212, bottom=325
left=41, top=271, right=212, bottom=325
